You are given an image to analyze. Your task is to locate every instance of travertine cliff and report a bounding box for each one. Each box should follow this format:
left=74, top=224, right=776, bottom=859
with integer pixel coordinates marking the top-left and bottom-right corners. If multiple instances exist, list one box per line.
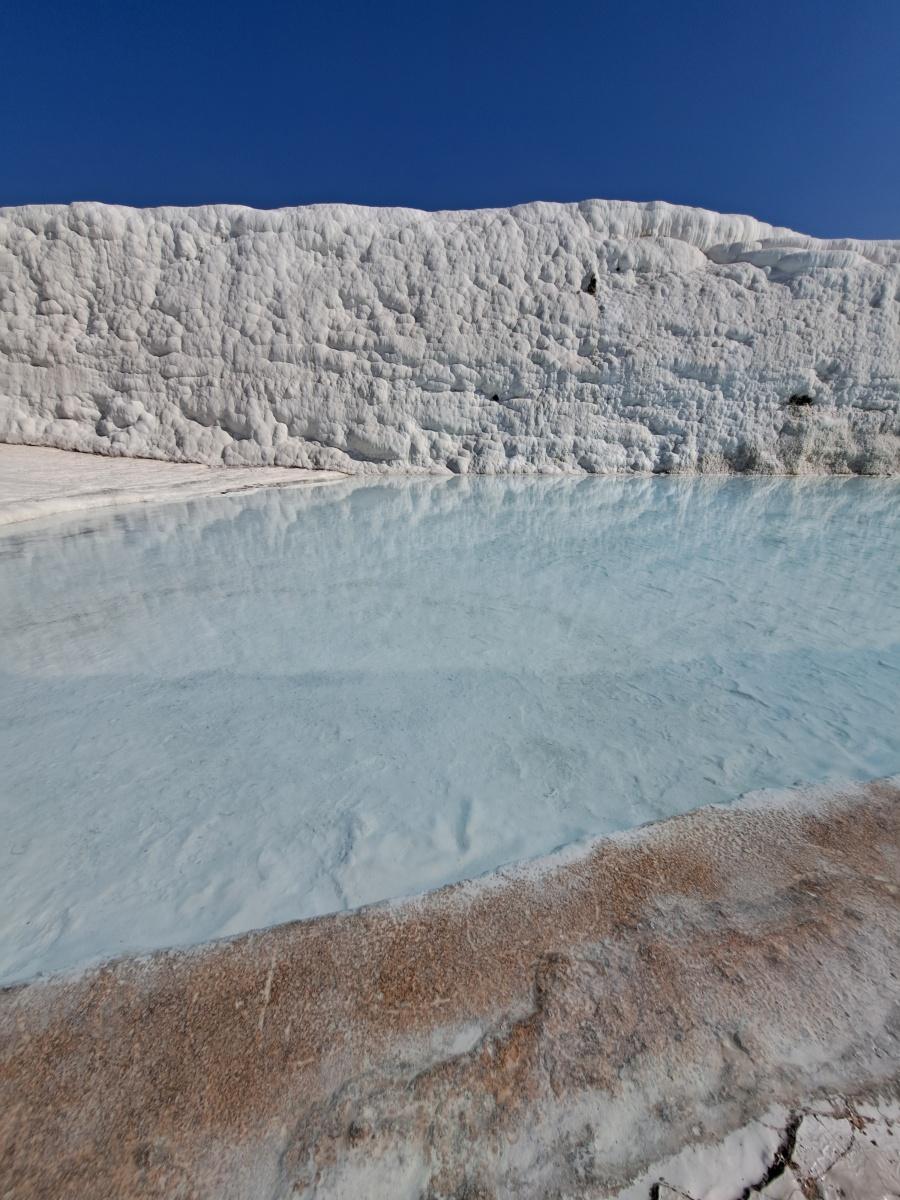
left=1, top=199, right=898, bottom=473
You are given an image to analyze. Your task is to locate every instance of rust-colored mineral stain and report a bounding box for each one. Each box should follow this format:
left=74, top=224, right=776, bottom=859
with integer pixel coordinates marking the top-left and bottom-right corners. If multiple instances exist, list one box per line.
left=2, top=780, right=899, bottom=1199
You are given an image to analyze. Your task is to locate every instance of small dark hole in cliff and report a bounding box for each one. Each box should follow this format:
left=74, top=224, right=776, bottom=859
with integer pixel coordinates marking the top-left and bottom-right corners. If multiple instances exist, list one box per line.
left=583, top=272, right=597, bottom=295
left=786, top=394, right=814, bottom=407
left=491, top=394, right=500, bottom=403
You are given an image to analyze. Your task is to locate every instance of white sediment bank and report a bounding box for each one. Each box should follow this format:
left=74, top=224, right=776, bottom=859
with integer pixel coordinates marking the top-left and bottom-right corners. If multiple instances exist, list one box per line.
left=0, top=444, right=343, bottom=526
left=1, top=199, right=898, bottom=474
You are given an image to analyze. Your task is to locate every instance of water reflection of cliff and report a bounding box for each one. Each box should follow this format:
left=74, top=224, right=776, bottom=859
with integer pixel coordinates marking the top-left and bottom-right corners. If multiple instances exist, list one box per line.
left=3, top=475, right=897, bottom=675
left=0, top=477, right=898, bottom=981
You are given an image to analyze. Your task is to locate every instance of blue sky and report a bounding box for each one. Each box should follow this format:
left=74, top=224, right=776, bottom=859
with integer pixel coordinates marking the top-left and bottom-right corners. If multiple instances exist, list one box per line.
left=1, top=0, right=898, bottom=237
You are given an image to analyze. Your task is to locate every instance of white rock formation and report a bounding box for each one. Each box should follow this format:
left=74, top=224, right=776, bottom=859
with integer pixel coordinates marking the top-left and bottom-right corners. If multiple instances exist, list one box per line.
left=1, top=199, right=898, bottom=473
left=0, top=443, right=343, bottom=527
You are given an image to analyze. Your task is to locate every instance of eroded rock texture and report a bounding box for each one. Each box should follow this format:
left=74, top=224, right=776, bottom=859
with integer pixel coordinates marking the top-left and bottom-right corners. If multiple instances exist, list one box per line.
left=1, top=200, right=898, bottom=473
left=1, top=778, right=899, bottom=1198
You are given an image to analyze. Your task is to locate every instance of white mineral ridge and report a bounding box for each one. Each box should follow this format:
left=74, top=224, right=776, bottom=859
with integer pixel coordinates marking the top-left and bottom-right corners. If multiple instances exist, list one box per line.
left=1, top=198, right=898, bottom=474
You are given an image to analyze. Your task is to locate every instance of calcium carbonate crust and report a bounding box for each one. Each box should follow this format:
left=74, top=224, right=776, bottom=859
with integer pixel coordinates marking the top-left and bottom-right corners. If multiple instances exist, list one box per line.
left=1, top=199, right=898, bottom=474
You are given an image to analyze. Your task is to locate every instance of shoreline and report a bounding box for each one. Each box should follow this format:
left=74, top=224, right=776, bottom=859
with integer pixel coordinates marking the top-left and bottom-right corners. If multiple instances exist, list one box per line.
left=0, top=443, right=346, bottom=529
left=3, top=776, right=898, bottom=1197
left=2, top=442, right=896, bottom=532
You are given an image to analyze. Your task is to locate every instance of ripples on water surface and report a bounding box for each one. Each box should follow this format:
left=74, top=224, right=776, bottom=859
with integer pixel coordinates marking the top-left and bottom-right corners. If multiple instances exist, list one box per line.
left=1, top=476, right=898, bottom=981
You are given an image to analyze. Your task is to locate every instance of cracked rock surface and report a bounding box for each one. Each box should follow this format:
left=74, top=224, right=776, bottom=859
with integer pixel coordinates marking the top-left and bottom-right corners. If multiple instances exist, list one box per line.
left=639, top=1102, right=900, bottom=1199
left=1, top=199, right=898, bottom=475
left=1, top=776, right=899, bottom=1198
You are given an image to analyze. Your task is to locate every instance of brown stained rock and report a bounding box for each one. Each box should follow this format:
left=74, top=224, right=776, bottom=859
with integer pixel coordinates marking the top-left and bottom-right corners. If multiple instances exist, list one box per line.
left=1, top=779, right=899, bottom=1198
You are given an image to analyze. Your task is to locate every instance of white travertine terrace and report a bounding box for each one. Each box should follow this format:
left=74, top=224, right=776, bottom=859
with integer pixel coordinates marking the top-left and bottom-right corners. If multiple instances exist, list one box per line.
left=0, top=443, right=343, bottom=527
left=1, top=199, right=898, bottom=474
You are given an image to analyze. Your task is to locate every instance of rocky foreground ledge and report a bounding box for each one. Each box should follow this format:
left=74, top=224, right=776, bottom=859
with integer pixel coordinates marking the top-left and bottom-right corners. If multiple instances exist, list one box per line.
left=2, top=778, right=899, bottom=1199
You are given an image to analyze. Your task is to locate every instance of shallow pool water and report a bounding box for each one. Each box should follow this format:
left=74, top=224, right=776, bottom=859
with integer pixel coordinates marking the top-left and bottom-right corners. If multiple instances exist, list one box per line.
left=1, top=476, right=898, bottom=982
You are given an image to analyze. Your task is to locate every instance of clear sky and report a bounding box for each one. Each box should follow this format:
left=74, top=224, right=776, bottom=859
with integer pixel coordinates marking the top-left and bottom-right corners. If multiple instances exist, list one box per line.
left=1, top=0, right=898, bottom=237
